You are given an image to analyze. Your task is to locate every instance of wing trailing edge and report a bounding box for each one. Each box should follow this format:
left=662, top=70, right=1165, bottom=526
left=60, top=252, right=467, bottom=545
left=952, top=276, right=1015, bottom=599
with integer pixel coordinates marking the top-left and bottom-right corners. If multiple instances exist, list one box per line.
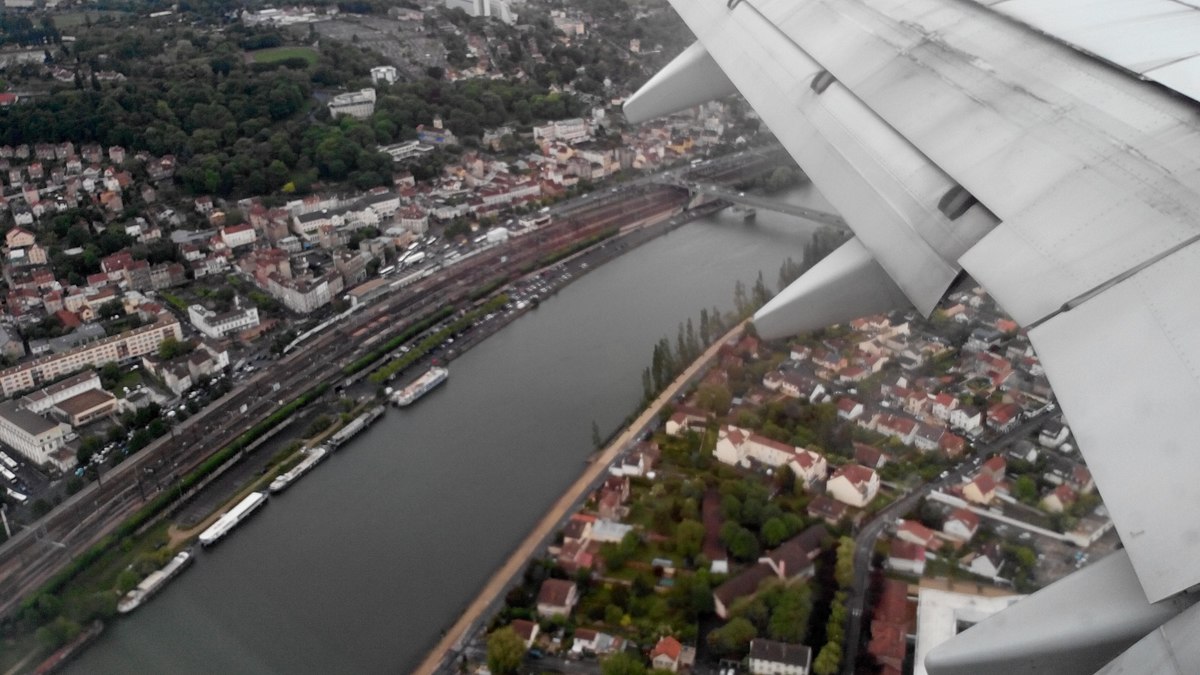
left=753, top=237, right=911, bottom=341
left=924, top=550, right=1198, bottom=675
left=623, top=41, right=737, bottom=125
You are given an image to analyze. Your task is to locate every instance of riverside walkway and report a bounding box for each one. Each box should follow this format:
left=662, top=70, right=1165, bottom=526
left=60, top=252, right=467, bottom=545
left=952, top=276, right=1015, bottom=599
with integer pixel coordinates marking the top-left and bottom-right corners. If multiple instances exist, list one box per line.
left=413, top=320, right=748, bottom=675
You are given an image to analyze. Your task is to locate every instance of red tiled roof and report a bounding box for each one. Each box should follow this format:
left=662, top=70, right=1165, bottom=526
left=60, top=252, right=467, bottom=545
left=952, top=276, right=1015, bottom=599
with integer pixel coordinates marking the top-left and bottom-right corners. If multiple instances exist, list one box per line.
left=832, top=463, right=876, bottom=488
left=651, top=636, right=683, bottom=661
left=889, top=539, right=926, bottom=562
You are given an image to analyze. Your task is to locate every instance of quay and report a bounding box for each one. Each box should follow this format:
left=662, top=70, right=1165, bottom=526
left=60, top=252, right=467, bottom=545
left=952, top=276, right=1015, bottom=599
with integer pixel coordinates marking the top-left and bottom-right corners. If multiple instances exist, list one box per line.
left=412, top=320, right=749, bottom=675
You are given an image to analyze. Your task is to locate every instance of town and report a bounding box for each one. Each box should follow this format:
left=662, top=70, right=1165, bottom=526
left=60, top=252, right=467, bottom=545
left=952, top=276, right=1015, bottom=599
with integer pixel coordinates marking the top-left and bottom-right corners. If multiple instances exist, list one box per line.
left=468, top=286, right=1107, bottom=675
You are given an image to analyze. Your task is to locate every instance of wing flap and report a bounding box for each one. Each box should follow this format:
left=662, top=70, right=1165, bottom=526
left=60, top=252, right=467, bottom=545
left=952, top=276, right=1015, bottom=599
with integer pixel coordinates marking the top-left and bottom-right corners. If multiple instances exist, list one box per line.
left=1026, top=243, right=1200, bottom=602
left=649, top=0, right=994, bottom=315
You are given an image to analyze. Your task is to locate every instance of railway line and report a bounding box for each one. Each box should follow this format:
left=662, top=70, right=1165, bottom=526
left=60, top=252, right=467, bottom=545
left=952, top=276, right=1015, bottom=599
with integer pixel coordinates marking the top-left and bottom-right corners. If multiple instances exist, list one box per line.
left=0, top=183, right=690, bottom=619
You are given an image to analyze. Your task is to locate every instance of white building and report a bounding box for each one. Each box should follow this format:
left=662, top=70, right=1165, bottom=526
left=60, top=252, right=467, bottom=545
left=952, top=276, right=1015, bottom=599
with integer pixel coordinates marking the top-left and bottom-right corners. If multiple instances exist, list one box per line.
left=444, top=0, right=517, bottom=24
left=188, top=303, right=260, bottom=339
left=370, top=65, right=397, bottom=85
left=327, top=88, right=376, bottom=119
left=749, top=639, right=812, bottom=675
left=20, top=370, right=103, bottom=414
left=826, top=464, right=880, bottom=508
left=265, top=273, right=343, bottom=314
left=0, top=315, right=183, bottom=397
left=219, top=223, right=257, bottom=249
left=913, top=588, right=1025, bottom=675
left=0, top=401, right=72, bottom=470
left=533, top=117, right=590, bottom=144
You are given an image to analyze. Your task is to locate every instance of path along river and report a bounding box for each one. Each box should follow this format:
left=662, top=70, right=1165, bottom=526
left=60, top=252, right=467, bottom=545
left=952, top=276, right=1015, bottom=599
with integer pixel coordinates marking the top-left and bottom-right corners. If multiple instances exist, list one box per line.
left=68, top=185, right=830, bottom=674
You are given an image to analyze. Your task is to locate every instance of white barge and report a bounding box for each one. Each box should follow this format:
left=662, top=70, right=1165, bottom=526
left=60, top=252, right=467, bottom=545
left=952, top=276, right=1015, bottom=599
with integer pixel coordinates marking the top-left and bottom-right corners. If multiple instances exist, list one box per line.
left=198, top=491, right=268, bottom=547
left=268, top=445, right=329, bottom=494
left=117, top=549, right=195, bottom=614
left=327, top=406, right=385, bottom=450
left=390, top=367, right=448, bottom=407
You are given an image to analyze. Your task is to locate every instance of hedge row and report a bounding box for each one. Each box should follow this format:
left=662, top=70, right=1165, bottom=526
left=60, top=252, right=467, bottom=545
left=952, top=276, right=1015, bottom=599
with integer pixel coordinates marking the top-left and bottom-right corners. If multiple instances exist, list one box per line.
left=368, top=294, right=509, bottom=384
left=341, top=306, right=456, bottom=376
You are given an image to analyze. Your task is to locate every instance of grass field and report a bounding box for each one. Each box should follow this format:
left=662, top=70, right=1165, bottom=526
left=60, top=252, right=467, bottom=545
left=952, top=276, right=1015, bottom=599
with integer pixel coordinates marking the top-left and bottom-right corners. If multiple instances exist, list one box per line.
left=247, top=46, right=319, bottom=65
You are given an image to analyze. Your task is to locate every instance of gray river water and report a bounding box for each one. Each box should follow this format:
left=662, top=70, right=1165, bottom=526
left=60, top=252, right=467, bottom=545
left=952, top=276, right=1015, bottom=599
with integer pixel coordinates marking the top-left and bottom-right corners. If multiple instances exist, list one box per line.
left=69, top=186, right=830, bottom=674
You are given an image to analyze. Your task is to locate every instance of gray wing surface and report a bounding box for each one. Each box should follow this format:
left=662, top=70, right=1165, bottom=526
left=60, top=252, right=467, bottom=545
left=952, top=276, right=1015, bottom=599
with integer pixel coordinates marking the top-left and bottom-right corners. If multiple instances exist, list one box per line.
left=626, top=0, right=1200, bottom=671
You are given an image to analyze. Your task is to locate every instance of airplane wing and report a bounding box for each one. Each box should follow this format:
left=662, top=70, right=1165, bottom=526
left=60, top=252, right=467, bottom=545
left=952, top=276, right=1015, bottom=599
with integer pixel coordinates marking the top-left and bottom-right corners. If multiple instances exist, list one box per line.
left=625, top=0, right=1200, bottom=672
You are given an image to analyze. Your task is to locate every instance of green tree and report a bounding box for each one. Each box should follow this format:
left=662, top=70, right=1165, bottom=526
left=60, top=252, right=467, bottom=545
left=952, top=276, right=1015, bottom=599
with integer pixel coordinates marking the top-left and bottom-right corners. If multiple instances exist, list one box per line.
left=835, top=536, right=856, bottom=589
left=674, top=519, right=706, bottom=559
left=601, top=651, right=647, bottom=675
left=1013, top=476, right=1038, bottom=504
left=157, top=337, right=193, bottom=360
left=767, top=585, right=813, bottom=643
left=760, top=517, right=790, bottom=548
left=591, top=420, right=603, bottom=448
left=813, top=642, right=842, bottom=675
left=486, top=626, right=525, bottom=675
left=695, top=383, right=732, bottom=415
left=707, top=616, right=757, bottom=656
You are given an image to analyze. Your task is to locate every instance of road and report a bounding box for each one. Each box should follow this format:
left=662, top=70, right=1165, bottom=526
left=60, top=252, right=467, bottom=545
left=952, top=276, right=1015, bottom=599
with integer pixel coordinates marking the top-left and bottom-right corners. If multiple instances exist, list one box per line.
left=840, top=409, right=1055, bottom=674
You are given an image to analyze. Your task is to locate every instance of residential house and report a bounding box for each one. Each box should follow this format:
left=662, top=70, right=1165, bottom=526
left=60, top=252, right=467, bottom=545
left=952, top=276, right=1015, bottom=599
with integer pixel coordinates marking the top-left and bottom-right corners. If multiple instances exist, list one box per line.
left=650, top=636, right=693, bottom=672
left=806, top=495, right=848, bottom=526
left=1039, top=420, right=1071, bottom=449
left=913, top=423, right=945, bottom=452
left=896, top=520, right=937, bottom=549
left=665, top=405, right=709, bottom=436
left=509, top=619, right=539, bottom=648
left=963, top=473, right=997, bottom=505
left=1041, top=484, right=1077, bottom=513
left=787, top=449, right=828, bottom=490
left=748, top=639, right=812, bottom=675
left=826, top=464, right=880, bottom=508
left=836, top=398, right=864, bottom=421
left=867, top=580, right=912, bottom=673
left=964, top=543, right=1005, bottom=579
left=887, top=539, right=926, bottom=576
left=939, top=433, right=967, bottom=459
left=943, top=509, right=981, bottom=542
left=982, top=456, right=1006, bottom=483
left=853, top=443, right=888, bottom=469
left=988, top=403, right=1021, bottom=433
left=872, top=413, right=918, bottom=445
left=570, top=628, right=624, bottom=657
left=950, top=407, right=983, bottom=433
left=535, top=579, right=578, bottom=618
left=1067, top=464, right=1094, bottom=494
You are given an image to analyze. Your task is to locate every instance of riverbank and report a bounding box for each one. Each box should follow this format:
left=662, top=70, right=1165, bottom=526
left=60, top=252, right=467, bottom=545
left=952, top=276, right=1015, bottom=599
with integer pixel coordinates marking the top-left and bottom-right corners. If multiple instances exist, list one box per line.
left=412, top=319, right=748, bottom=675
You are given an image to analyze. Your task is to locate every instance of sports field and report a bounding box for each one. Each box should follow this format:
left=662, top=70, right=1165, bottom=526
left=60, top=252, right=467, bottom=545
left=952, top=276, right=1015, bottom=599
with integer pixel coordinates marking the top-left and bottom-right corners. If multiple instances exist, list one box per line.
left=248, top=46, right=319, bottom=65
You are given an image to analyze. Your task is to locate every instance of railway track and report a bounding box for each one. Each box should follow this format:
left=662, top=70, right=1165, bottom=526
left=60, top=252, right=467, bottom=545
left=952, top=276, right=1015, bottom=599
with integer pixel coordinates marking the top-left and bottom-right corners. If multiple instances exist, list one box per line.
left=0, top=185, right=689, bottom=619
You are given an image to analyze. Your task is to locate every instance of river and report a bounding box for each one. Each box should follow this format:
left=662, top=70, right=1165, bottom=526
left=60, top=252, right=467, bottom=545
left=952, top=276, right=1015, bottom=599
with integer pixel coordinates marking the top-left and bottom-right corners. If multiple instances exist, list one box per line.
left=68, top=185, right=831, bottom=674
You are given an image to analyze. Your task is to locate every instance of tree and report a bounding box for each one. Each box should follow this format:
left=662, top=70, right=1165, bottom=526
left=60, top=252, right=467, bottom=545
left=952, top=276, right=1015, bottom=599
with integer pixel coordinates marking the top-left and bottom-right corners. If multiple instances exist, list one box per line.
left=486, top=626, right=525, bottom=675
left=1013, top=475, right=1038, bottom=504
left=733, top=279, right=749, bottom=317
left=158, top=337, right=193, bottom=360
left=760, top=517, right=790, bottom=548
left=591, top=420, right=603, bottom=448
left=695, top=383, right=732, bottom=415
left=76, top=435, right=103, bottom=466
left=813, top=642, right=842, bottom=675
left=767, top=585, right=813, bottom=643
left=601, top=651, right=647, bottom=675
left=674, top=519, right=706, bottom=559
left=707, top=616, right=757, bottom=656
left=835, top=536, right=856, bottom=589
